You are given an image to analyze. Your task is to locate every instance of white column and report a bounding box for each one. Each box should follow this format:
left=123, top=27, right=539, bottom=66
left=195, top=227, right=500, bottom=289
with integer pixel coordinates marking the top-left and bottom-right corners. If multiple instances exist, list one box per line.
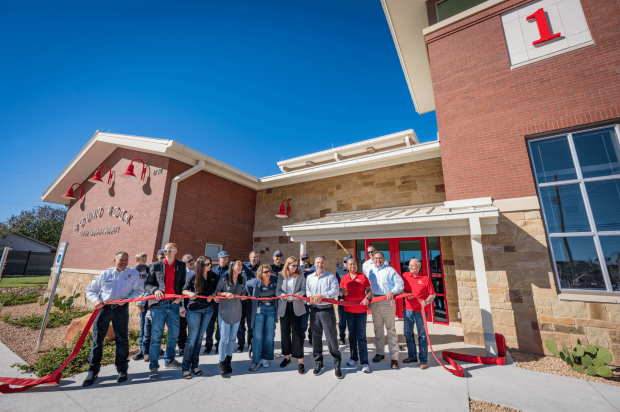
left=469, top=217, right=498, bottom=357
left=299, top=240, right=306, bottom=258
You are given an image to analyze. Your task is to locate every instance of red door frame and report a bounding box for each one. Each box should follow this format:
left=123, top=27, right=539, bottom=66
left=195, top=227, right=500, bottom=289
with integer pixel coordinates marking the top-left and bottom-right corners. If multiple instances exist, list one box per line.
left=358, top=237, right=449, bottom=325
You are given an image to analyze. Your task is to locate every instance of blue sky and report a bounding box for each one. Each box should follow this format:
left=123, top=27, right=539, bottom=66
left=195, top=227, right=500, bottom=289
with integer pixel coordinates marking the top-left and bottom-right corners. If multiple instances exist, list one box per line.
left=0, top=0, right=437, bottom=221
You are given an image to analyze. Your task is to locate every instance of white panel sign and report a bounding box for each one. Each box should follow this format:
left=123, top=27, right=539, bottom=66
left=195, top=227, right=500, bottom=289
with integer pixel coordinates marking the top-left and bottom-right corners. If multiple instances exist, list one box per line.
left=501, top=0, right=592, bottom=68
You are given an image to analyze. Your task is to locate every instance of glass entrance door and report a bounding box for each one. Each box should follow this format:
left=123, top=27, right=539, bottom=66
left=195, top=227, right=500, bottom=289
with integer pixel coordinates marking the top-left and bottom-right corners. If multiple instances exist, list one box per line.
left=362, top=237, right=448, bottom=325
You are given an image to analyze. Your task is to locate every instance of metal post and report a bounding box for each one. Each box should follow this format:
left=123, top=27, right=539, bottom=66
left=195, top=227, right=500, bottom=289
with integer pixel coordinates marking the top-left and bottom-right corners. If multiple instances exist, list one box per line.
left=0, top=246, right=10, bottom=281
left=35, top=242, right=68, bottom=353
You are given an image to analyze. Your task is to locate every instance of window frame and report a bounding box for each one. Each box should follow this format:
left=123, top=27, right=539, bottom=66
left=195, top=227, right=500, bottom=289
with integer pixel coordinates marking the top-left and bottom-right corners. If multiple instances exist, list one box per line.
left=528, top=123, right=620, bottom=295
left=204, top=243, right=224, bottom=260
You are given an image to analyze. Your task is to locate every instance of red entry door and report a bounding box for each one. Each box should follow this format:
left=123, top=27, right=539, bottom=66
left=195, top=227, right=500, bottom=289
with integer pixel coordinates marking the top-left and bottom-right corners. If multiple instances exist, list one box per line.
left=364, top=238, right=433, bottom=322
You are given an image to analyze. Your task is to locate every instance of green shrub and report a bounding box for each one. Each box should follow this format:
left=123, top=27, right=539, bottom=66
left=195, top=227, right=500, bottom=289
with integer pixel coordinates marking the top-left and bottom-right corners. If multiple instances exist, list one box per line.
left=546, top=339, right=614, bottom=378
left=3, top=310, right=92, bottom=329
left=0, top=292, right=41, bottom=307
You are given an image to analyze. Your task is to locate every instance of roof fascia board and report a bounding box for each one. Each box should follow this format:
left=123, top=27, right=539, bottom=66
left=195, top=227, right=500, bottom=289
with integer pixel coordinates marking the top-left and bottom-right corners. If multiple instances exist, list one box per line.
left=259, top=141, right=440, bottom=189
left=9, top=232, right=56, bottom=248
left=277, top=129, right=417, bottom=167
left=381, top=0, right=435, bottom=114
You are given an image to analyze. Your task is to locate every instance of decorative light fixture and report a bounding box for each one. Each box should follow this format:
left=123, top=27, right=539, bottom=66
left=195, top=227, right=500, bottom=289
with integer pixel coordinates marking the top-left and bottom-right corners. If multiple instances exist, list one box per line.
left=61, top=183, right=85, bottom=200
left=88, top=165, right=115, bottom=184
left=275, top=199, right=291, bottom=218
left=121, top=158, right=146, bottom=181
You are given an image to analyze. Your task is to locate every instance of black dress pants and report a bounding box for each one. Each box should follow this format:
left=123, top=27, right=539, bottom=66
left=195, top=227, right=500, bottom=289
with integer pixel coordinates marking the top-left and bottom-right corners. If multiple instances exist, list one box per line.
left=87, top=304, right=129, bottom=373
left=280, top=302, right=304, bottom=358
left=311, top=305, right=342, bottom=367
left=237, top=300, right=253, bottom=348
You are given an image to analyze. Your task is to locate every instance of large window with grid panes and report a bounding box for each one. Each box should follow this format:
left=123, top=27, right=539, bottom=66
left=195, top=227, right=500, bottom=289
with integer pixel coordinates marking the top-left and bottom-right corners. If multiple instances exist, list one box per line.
left=528, top=125, right=620, bottom=294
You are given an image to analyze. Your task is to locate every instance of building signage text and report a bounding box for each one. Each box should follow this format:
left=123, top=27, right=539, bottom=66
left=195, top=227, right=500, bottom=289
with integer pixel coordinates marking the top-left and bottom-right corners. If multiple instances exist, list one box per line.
left=73, top=205, right=133, bottom=231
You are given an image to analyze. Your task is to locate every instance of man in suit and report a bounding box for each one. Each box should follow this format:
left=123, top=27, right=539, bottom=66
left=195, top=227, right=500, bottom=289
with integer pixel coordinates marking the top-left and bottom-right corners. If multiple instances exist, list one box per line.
left=145, top=242, right=187, bottom=381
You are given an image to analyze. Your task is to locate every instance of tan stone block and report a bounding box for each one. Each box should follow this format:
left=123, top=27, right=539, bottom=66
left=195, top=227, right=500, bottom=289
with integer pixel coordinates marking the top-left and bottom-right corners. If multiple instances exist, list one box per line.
left=493, top=310, right=515, bottom=327
left=535, top=306, right=553, bottom=315
left=464, top=332, right=485, bottom=346
left=608, top=330, right=620, bottom=345
left=553, top=324, right=586, bottom=334
left=461, top=306, right=482, bottom=322
left=489, top=293, right=506, bottom=303
left=586, top=303, right=609, bottom=321
left=515, top=220, right=546, bottom=236
left=531, top=284, right=557, bottom=298
left=570, top=334, right=588, bottom=348
left=457, top=287, right=473, bottom=300
left=503, top=212, right=525, bottom=221
left=524, top=211, right=542, bottom=220
left=552, top=300, right=587, bottom=318
left=587, top=327, right=610, bottom=348
left=610, top=311, right=620, bottom=324
left=539, top=315, right=574, bottom=325
left=574, top=318, right=620, bottom=329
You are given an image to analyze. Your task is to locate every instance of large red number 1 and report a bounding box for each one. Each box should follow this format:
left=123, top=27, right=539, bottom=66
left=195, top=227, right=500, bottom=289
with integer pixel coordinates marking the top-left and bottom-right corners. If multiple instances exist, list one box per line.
left=526, top=8, right=561, bottom=46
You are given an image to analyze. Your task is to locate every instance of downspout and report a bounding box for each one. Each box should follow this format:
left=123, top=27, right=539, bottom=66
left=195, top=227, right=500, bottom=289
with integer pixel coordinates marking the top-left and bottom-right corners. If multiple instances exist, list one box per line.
left=161, top=160, right=205, bottom=249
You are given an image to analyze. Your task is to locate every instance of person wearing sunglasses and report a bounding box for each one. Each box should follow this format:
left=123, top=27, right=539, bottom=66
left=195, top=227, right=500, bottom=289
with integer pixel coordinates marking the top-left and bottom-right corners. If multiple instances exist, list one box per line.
left=271, top=250, right=284, bottom=275
left=335, top=255, right=352, bottom=345
left=246, top=264, right=278, bottom=371
left=299, top=253, right=315, bottom=345
left=362, top=246, right=377, bottom=276
left=144, top=243, right=188, bottom=381
left=204, top=251, right=229, bottom=355
left=276, top=256, right=307, bottom=374
left=177, top=254, right=196, bottom=356
left=181, top=256, right=218, bottom=379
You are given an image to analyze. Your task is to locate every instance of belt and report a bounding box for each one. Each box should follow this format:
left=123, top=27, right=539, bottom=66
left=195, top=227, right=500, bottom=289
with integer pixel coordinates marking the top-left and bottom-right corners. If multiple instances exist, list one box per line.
left=312, top=304, right=333, bottom=310
left=259, top=301, right=272, bottom=306
left=106, top=303, right=125, bottom=309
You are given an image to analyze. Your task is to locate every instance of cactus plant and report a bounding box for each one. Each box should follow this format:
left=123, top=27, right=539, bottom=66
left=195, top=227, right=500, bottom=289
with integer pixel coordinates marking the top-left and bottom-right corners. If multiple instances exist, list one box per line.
left=41, top=292, right=81, bottom=314
left=545, top=338, right=615, bottom=379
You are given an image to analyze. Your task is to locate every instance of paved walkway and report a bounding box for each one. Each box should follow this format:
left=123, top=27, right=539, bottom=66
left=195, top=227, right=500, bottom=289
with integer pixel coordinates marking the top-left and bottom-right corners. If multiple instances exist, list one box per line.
left=1, top=321, right=619, bottom=412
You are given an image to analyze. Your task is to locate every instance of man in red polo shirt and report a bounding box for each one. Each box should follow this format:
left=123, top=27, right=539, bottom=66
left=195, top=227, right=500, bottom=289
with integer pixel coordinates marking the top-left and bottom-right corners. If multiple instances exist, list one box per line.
left=401, top=257, right=435, bottom=370
left=339, top=257, right=372, bottom=373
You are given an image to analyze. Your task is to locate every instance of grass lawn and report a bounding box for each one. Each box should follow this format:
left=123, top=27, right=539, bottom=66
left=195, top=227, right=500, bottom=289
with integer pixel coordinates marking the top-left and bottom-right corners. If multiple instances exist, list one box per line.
left=0, top=275, right=51, bottom=288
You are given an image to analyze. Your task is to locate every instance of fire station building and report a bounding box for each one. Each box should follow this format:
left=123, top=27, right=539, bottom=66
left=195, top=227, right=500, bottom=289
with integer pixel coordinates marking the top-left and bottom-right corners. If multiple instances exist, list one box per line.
left=43, top=0, right=620, bottom=362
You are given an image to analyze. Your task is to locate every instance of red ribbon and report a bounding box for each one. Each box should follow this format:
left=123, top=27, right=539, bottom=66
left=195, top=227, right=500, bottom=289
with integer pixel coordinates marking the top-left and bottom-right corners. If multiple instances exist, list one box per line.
left=0, top=292, right=504, bottom=392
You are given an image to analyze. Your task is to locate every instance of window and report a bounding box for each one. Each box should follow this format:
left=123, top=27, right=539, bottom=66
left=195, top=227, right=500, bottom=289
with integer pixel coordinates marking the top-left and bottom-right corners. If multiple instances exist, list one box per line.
left=529, top=125, right=620, bottom=293
left=426, top=0, right=488, bottom=25
left=204, top=243, right=223, bottom=261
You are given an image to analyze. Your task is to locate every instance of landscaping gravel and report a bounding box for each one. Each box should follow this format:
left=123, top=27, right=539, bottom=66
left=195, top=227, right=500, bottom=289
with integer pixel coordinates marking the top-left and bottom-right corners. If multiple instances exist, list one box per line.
left=0, top=286, right=46, bottom=296
left=470, top=399, right=522, bottom=412
left=509, top=350, right=620, bottom=388
left=0, top=302, right=140, bottom=366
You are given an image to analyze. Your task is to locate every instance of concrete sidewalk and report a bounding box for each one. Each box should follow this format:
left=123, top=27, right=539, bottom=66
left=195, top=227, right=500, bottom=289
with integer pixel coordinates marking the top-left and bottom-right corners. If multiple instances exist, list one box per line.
left=1, top=322, right=619, bottom=412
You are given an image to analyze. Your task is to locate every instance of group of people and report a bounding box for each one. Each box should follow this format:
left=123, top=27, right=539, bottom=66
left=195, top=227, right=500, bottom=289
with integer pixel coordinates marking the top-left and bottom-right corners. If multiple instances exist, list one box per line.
left=82, top=242, right=435, bottom=387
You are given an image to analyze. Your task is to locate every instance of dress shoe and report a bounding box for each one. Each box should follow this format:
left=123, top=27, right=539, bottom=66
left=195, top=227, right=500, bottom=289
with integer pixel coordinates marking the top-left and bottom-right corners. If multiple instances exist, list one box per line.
left=237, top=345, right=244, bottom=353
left=117, top=370, right=128, bottom=383
left=402, top=357, right=418, bottom=364
left=165, top=359, right=182, bottom=369
left=420, top=363, right=428, bottom=370
left=178, top=349, right=184, bottom=356
left=391, top=360, right=399, bottom=369
left=298, top=364, right=305, bottom=375
left=280, top=357, right=291, bottom=368
left=313, top=363, right=324, bottom=376
left=335, top=366, right=343, bottom=379
left=203, top=347, right=211, bottom=355
left=149, top=368, right=159, bottom=381
left=372, top=354, right=385, bottom=363
left=81, top=371, right=98, bottom=387
left=132, top=352, right=144, bottom=361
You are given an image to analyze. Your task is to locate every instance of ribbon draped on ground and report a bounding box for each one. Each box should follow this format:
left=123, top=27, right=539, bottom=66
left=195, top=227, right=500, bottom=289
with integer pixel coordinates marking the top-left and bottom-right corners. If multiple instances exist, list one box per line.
left=0, top=292, right=504, bottom=393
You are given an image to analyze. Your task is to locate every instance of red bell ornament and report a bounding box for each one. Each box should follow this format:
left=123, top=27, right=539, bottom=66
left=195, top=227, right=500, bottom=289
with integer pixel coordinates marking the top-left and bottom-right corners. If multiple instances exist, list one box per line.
left=276, top=199, right=291, bottom=218
left=121, top=158, right=146, bottom=181
left=62, top=183, right=85, bottom=200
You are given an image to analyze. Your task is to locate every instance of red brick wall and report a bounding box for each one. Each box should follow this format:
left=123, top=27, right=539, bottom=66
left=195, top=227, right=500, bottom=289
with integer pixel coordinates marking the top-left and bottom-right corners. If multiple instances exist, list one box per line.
left=427, top=0, right=620, bottom=201
left=167, top=160, right=257, bottom=262
left=59, top=148, right=172, bottom=270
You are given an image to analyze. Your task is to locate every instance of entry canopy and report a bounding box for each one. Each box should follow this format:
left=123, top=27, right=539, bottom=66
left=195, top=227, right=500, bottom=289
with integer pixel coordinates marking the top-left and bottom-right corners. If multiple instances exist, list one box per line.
left=282, top=197, right=499, bottom=241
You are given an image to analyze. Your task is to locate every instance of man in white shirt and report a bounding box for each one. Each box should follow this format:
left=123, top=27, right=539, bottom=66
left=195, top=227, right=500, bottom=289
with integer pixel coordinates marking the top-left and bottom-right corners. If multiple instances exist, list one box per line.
left=367, top=251, right=404, bottom=369
left=83, top=251, right=144, bottom=387
left=362, top=245, right=377, bottom=275
left=306, top=256, right=343, bottom=379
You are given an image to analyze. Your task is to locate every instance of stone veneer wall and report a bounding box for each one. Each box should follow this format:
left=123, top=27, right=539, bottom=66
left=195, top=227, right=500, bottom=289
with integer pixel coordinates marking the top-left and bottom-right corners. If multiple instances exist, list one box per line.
left=254, top=157, right=460, bottom=324
left=453, top=210, right=620, bottom=364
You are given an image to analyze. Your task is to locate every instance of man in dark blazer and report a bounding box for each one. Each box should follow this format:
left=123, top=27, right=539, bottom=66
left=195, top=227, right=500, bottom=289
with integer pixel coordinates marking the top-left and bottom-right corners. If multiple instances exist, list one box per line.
left=145, top=242, right=187, bottom=381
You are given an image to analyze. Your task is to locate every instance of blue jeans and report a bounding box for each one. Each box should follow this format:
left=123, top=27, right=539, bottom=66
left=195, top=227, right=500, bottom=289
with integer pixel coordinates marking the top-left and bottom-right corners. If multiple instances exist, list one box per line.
left=345, top=311, right=368, bottom=365
left=218, top=315, right=240, bottom=362
left=404, top=310, right=428, bottom=363
left=252, top=304, right=276, bottom=364
left=139, top=310, right=152, bottom=355
left=149, top=301, right=181, bottom=369
left=183, top=306, right=214, bottom=371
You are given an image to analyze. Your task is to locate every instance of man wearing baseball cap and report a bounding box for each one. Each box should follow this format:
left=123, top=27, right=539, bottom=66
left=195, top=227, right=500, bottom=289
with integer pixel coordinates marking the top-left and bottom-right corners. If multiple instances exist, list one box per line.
left=300, top=253, right=316, bottom=344
left=271, top=250, right=284, bottom=275
left=335, top=255, right=352, bottom=344
left=204, top=251, right=229, bottom=354
left=156, top=249, right=165, bottom=261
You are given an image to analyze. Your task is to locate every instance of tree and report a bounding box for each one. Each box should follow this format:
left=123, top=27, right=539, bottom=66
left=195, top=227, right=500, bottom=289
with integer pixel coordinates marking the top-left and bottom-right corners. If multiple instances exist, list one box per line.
left=3, top=206, right=66, bottom=249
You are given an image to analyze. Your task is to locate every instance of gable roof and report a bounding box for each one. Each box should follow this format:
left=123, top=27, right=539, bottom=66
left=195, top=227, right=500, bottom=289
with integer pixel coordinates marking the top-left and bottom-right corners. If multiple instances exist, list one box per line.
left=3, top=232, right=55, bottom=249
